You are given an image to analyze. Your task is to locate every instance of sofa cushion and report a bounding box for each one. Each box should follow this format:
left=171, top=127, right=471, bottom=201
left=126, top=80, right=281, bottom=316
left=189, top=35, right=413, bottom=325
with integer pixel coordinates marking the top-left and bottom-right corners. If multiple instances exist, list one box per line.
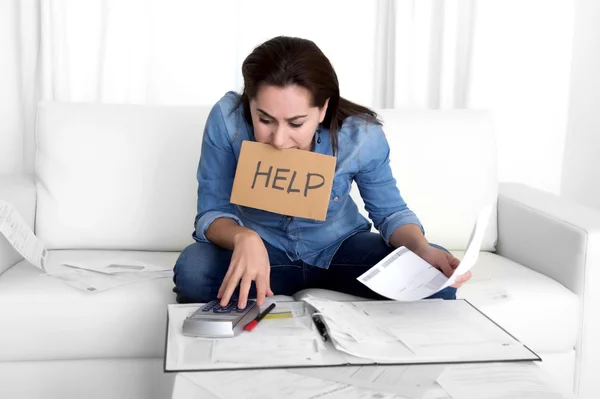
left=456, top=252, right=579, bottom=354
left=352, top=109, right=499, bottom=251
left=35, top=102, right=207, bottom=251
left=295, top=251, right=579, bottom=354
left=35, top=102, right=497, bottom=252
left=0, top=250, right=179, bottom=362
left=0, top=250, right=297, bottom=362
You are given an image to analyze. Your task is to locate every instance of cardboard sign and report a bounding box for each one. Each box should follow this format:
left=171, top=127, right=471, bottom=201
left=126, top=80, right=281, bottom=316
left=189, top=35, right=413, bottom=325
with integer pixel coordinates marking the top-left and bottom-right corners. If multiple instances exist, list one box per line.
left=230, top=141, right=336, bottom=221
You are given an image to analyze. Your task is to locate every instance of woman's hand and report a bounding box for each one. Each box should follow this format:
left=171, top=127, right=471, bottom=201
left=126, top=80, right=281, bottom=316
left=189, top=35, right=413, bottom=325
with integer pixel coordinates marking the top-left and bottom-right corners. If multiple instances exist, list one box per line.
left=217, top=231, right=274, bottom=308
left=414, top=245, right=472, bottom=289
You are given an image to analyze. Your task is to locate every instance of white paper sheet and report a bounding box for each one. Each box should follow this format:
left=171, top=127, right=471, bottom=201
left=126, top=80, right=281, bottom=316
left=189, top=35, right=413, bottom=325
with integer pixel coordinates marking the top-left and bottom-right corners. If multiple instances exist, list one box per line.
left=303, top=297, right=399, bottom=343
left=300, top=298, right=535, bottom=364
left=436, top=363, right=570, bottom=399
left=442, top=204, right=494, bottom=288
left=357, top=204, right=493, bottom=301
left=353, top=300, right=516, bottom=355
left=292, top=364, right=446, bottom=398
left=212, top=336, right=321, bottom=364
left=209, top=312, right=325, bottom=365
left=183, top=369, right=407, bottom=399
left=44, top=268, right=173, bottom=292
left=60, top=259, right=171, bottom=274
left=0, top=200, right=48, bottom=271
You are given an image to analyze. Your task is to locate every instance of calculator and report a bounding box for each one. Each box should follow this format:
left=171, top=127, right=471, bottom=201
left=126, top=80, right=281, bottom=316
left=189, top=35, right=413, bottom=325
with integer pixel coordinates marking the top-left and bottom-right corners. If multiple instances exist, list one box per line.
left=181, top=299, right=259, bottom=338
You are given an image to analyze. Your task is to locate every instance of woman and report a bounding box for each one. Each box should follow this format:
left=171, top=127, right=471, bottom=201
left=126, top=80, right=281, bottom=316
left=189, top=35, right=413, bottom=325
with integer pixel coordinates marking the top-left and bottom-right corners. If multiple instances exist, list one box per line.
left=174, top=36, right=471, bottom=308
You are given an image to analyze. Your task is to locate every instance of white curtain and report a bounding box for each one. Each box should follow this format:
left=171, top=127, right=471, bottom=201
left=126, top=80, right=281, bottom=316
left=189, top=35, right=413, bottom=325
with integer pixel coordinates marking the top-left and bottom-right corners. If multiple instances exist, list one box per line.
left=375, top=0, right=476, bottom=109
left=1, top=0, right=476, bottom=175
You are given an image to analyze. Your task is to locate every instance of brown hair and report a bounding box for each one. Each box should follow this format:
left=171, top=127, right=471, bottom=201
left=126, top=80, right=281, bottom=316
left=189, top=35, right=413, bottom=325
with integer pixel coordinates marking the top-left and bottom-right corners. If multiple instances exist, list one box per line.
left=235, top=36, right=381, bottom=155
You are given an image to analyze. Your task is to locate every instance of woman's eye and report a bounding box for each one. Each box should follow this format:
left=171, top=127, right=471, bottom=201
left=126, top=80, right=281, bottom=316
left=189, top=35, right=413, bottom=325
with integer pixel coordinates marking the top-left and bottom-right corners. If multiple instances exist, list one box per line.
left=289, top=122, right=304, bottom=128
left=259, top=118, right=272, bottom=125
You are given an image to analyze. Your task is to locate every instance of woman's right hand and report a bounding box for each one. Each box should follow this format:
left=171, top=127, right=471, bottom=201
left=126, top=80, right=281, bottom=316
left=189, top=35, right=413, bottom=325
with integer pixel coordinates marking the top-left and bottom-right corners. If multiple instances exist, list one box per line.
left=217, top=230, right=274, bottom=309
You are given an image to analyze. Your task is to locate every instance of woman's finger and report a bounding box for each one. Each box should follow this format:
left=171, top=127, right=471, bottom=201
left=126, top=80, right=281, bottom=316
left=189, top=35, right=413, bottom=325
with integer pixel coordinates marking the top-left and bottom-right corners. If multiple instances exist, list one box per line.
left=456, top=271, right=472, bottom=284
left=450, top=271, right=472, bottom=288
left=265, top=262, right=274, bottom=297
left=217, top=267, right=233, bottom=299
left=237, top=274, right=253, bottom=309
left=255, top=274, right=267, bottom=306
left=437, top=260, right=454, bottom=278
left=220, top=270, right=242, bottom=306
left=446, top=253, right=461, bottom=269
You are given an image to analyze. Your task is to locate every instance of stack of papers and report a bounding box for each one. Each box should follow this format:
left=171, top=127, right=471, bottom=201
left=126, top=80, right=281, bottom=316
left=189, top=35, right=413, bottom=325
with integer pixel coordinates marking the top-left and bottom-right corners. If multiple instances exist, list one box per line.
left=302, top=296, right=538, bottom=364
left=177, top=362, right=571, bottom=399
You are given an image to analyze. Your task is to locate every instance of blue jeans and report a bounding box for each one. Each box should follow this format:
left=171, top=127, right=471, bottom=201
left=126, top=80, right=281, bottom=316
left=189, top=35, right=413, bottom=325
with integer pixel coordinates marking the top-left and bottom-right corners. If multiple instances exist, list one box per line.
left=172, top=231, right=457, bottom=303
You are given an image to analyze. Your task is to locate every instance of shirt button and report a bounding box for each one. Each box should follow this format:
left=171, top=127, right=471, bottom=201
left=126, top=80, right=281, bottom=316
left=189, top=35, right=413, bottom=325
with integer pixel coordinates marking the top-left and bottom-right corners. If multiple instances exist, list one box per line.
left=333, top=196, right=339, bottom=201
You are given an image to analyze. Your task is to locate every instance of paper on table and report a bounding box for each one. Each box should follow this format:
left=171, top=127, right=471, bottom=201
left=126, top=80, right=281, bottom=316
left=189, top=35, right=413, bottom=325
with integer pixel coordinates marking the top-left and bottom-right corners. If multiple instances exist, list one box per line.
left=357, top=204, right=493, bottom=301
left=291, top=364, right=445, bottom=398
left=303, top=296, right=399, bottom=343
left=0, top=200, right=48, bottom=271
left=44, top=268, right=173, bottom=292
left=211, top=314, right=325, bottom=365
left=212, top=336, right=321, bottom=364
left=302, top=296, right=417, bottom=361
left=183, top=369, right=407, bottom=399
left=436, top=362, right=570, bottom=399
left=353, top=300, right=516, bottom=355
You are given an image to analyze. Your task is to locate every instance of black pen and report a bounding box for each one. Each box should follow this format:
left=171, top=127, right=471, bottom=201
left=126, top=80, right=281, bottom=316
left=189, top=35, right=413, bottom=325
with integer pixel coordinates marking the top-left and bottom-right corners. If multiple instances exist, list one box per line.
left=312, top=315, right=329, bottom=342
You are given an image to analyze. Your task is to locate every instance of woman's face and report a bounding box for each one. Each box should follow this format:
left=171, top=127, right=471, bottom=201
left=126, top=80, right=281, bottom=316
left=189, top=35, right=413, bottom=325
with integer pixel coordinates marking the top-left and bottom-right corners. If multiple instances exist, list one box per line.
left=249, top=84, right=328, bottom=151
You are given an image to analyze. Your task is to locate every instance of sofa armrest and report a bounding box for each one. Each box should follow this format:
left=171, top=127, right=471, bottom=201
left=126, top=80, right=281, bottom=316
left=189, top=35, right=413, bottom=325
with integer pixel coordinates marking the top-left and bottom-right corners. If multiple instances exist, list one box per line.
left=496, top=182, right=600, bottom=397
left=0, top=174, right=36, bottom=275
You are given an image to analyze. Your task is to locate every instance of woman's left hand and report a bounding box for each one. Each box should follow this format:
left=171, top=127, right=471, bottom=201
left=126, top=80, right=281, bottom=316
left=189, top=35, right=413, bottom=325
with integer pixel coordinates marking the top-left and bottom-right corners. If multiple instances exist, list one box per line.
left=414, top=245, right=472, bottom=289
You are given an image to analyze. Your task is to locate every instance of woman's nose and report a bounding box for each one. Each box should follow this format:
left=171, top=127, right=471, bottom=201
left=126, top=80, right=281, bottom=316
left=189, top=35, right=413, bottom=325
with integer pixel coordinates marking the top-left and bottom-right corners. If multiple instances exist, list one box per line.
left=270, top=128, right=287, bottom=149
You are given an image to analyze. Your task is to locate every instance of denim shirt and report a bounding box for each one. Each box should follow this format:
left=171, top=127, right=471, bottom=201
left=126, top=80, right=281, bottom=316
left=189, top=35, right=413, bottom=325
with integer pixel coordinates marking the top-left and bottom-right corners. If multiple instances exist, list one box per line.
left=193, top=91, right=424, bottom=268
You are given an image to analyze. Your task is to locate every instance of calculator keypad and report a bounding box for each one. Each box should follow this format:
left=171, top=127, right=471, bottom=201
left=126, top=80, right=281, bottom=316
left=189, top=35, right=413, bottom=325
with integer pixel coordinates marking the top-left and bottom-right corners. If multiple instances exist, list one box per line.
left=197, top=299, right=255, bottom=314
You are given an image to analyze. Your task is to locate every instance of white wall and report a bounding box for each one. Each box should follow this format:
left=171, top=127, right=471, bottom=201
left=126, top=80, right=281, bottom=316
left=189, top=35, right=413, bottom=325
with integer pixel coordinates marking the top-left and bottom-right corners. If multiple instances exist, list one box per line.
left=561, top=0, right=600, bottom=210
left=469, top=0, right=575, bottom=195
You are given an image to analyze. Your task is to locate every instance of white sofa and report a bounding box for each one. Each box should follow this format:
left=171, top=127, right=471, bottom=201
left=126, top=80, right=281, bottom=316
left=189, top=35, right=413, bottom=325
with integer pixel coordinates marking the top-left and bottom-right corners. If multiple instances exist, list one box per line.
left=1, top=101, right=598, bottom=399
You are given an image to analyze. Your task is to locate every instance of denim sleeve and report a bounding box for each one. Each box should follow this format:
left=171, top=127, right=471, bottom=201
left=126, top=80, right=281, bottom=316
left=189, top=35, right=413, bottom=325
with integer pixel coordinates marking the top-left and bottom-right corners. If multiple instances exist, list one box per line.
left=193, top=102, right=244, bottom=243
left=354, top=124, right=424, bottom=245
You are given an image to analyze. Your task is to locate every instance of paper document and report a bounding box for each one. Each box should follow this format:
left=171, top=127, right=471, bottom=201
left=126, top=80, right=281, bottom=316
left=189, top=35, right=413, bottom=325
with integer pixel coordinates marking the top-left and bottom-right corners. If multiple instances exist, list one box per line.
left=0, top=200, right=48, bottom=271
left=60, top=259, right=171, bottom=274
left=182, top=369, right=407, bottom=399
left=353, top=300, right=516, bottom=356
left=304, top=297, right=399, bottom=343
left=292, top=364, right=445, bottom=398
left=44, top=268, right=173, bottom=292
left=437, top=362, right=570, bottom=399
left=212, top=336, right=320, bottom=364
left=357, top=204, right=493, bottom=301
left=300, top=297, right=536, bottom=364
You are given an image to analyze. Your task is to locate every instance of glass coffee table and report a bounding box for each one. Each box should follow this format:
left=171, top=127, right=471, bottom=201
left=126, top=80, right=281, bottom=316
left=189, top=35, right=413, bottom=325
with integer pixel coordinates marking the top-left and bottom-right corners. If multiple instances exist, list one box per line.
left=169, top=361, right=575, bottom=399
